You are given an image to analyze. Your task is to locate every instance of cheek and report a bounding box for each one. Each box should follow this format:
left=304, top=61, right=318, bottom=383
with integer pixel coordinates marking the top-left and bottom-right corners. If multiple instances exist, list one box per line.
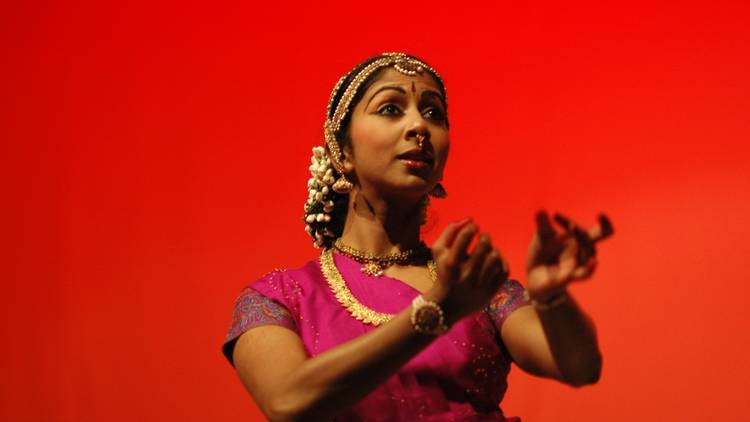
left=351, top=118, right=398, bottom=155
left=434, top=133, right=450, bottom=164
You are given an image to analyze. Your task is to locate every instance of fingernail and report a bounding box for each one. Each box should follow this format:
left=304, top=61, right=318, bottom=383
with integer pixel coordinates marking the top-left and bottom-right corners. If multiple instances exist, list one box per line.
left=456, top=217, right=472, bottom=226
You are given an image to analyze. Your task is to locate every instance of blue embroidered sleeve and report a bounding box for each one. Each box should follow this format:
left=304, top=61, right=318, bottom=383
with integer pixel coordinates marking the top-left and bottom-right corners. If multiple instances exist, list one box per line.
left=222, top=286, right=298, bottom=366
left=486, top=279, right=531, bottom=330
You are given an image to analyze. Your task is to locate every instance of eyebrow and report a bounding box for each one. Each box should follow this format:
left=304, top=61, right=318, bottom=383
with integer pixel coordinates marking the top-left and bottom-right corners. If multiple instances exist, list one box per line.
left=421, top=90, right=447, bottom=109
left=363, top=85, right=447, bottom=110
left=364, top=85, right=406, bottom=109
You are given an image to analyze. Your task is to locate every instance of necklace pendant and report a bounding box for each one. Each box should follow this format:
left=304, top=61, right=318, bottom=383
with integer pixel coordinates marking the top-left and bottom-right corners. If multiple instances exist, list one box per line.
left=362, top=262, right=384, bottom=277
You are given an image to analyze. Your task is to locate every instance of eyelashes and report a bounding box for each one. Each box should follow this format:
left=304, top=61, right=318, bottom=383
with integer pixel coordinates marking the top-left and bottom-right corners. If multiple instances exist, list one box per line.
left=423, top=107, right=446, bottom=122
left=376, top=103, right=446, bottom=122
left=377, top=104, right=402, bottom=116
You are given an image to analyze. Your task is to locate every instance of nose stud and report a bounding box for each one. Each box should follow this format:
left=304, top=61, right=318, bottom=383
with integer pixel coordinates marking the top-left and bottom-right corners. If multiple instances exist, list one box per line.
left=416, top=134, right=425, bottom=149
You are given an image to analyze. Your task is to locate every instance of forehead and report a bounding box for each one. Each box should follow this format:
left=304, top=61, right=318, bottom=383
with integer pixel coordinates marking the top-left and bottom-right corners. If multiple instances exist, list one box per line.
left=363, top=67, right=441, bottom=95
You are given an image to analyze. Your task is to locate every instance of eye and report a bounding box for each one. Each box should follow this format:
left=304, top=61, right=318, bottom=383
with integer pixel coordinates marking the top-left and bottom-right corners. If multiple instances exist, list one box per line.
left=378, top=104, right=402, bottom=116
left=423, top=107, right=446, bottom=122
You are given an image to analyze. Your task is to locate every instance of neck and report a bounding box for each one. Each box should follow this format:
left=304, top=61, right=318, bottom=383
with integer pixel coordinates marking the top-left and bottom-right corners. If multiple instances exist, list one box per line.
left=339, top=188, right=425, bottom=255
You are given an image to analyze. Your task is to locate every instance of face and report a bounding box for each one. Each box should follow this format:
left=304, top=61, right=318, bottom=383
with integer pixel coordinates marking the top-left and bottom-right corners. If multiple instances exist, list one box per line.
left=343, top=67, right=450, bottom=201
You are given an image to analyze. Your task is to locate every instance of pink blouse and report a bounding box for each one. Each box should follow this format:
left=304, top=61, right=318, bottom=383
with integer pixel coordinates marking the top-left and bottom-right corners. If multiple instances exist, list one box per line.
left=223, top=252, right=530, bottom=421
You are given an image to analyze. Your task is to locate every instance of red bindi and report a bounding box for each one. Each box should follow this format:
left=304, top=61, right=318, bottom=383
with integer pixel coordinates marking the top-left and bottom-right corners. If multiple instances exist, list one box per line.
left=411, top=81, right=416, bottom=93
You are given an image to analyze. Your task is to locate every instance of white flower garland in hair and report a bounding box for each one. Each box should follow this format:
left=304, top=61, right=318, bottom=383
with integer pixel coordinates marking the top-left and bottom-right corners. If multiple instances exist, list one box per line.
left=304, top=146, right=337, bottom=248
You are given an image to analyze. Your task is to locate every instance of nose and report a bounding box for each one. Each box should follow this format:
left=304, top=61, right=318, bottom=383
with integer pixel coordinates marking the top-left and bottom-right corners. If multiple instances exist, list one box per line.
left=405, top=114, right=430, bottom=149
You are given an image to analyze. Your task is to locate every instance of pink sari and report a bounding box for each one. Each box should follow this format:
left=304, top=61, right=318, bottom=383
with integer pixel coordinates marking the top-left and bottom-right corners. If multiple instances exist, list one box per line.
left=223, top=251, right=529, bottom=421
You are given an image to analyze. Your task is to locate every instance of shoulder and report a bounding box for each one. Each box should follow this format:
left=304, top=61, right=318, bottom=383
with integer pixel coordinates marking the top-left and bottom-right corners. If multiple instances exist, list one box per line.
left=222, top=261, right=320, bottom=366
left=248, top=257, right=322, bottom=294
left=228, top=254, right=323, bottom=305
left=247, top=268, right=294, bottom=294
left=226, top=257, right=324, bottom=326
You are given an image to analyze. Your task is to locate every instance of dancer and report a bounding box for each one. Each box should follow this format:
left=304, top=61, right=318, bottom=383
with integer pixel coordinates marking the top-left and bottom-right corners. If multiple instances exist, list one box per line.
left=222, top=52, right=613, bottom=421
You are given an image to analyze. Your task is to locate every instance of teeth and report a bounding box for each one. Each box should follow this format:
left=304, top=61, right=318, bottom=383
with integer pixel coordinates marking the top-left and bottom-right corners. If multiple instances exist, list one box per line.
left=399, top=154, right=431, bottom=161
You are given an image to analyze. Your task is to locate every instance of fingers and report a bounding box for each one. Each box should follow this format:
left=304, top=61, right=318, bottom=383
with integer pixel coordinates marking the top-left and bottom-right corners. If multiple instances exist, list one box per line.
left=552, top=212, right=573, bottom=231
left=434, top=222, right=477, bottom=281
left=551, top=237, right=598, bottom=283
left=450, top=223, right=478, bottom=265
left=463, top=233, right=491, bottom=286
left=529, top=211, right=609, bottom=288
left=533, top=211, right=564, bottom=266
left=556, top=212, right=614, bottom=243
left=556, top=238, right=579, bottom=282
left=590, top=213, right=614, bottom=241
left=553, top=212, right=601, bottom=266
left=433, top=218, right=472, bottom=252
left=478, top=249, right=502, bottom=283
left=535, top=210, right=557, bottom=242
left=478, top=248, right=507, bottom=289
left=572, top=256, right=598, bottom=280
left=553, top=213, right=589, bottom=241
left=464, top=234, right=511, bottom=293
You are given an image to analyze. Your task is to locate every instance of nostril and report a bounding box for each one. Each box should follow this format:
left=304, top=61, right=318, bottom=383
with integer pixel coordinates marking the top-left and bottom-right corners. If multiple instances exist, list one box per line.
left=408, top=130, right=428, bottom=139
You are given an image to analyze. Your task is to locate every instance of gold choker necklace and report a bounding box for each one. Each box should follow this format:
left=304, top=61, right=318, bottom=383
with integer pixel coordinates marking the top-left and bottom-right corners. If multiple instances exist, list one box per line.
left=333, top=238, right=429, bottom=276
left=320, top=248, right=437, bottom=325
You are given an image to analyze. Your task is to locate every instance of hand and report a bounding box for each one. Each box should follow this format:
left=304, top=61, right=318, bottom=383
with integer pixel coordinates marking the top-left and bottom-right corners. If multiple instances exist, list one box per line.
left=526, top=211, right=614, bottom=303
left=427, top=219, right=510, bottom=323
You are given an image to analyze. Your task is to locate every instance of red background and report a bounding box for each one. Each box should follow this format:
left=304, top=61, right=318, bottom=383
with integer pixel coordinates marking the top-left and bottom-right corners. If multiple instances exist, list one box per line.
left=4, top=1, right=750, bottom=421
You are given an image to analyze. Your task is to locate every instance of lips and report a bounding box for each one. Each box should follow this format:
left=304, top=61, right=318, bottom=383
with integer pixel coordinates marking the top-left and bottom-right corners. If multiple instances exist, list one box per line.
left=396, top=149, right=434, bottom=167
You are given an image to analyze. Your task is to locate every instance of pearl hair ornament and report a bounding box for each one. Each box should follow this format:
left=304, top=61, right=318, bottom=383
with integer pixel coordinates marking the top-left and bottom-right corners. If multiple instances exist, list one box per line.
left=304, top=146, right=337, bottom=248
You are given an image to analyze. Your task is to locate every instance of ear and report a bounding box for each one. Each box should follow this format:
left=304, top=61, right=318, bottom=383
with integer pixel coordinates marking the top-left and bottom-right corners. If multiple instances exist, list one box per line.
left=341, top=143, right=355, bottom=173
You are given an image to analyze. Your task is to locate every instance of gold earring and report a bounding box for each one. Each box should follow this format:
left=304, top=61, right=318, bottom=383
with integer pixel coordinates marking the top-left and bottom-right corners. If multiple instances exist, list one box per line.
left=333, top=174, right=354, bottom=193
left=429, top=183, right=447, bottom=199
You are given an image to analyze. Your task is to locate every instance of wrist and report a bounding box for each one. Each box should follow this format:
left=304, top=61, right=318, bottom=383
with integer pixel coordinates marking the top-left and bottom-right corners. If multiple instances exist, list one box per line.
left=528, top=289, right=569, bottom=311
left=410, top=295, right=450, bottom=336
left=423, top=285, right=448, bottom=304
left=423, top=286, right=461, bottom=326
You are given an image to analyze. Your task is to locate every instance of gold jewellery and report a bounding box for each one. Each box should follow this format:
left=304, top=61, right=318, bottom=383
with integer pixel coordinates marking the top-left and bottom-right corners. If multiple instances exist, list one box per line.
left=333, top=238, right=429, bottom=276
left=416, top=133, right=425, bottom=149
left=320, top=248, right=438, bottom=326
left=410, top=295, right=449, bottom=335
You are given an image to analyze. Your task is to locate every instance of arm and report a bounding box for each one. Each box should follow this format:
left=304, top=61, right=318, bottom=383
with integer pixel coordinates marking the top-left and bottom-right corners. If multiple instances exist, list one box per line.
left=501, top=293, right=601, bottom=386
left=233, top=300, right=439, bottom=421
left=500, top=211, right=613, bottom=387
left=231, top=220, right=507, bottom=421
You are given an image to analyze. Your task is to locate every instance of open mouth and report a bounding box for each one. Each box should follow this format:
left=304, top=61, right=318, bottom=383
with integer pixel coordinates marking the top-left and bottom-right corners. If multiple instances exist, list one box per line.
left=396, top=149, right=434, bottom=168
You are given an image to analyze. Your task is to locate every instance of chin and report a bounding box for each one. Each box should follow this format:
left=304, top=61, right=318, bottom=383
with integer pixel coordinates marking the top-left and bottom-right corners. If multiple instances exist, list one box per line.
left=382, top=180, right=433, bottom=202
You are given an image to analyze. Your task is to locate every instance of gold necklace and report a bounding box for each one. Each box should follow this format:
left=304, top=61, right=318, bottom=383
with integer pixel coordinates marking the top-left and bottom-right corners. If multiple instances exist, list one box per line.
left=333, top=238, right=428, bottom=276
left=320, top=248, right=437, bottom=326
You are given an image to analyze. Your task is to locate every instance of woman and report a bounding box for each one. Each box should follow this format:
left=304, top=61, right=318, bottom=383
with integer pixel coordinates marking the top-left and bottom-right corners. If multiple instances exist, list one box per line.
left=222, top=52, right=613, bottom=421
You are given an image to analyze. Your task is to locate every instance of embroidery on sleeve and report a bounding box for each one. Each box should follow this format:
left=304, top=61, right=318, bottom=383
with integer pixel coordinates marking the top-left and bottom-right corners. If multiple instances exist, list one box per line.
left=225, top=287, right=298, bottom=343
left=486, top=280, right=530, bottom=328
